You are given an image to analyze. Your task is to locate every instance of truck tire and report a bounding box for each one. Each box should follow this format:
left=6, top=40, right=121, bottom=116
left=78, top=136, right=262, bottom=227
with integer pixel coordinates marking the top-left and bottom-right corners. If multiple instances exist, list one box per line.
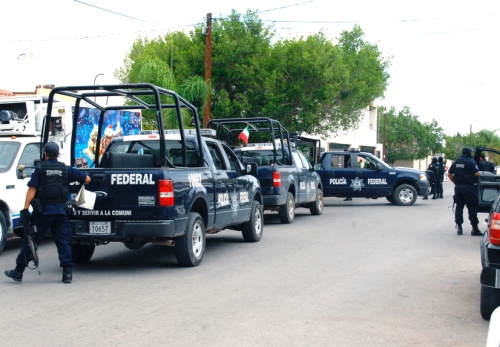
left=278, top=192, right=295, bottom=224
left=0, top=211, right=7, bottom=254
left=393, top=184, right=417, bottom=206
left=71, top=244, right=95, bottom=264
left=480, top=284, right=500, bottom=320
left=309, top=189, right=324, bottom=215
left=242, top=201, right=263, bottom=242
left=175, top=212, right=205, bottom=267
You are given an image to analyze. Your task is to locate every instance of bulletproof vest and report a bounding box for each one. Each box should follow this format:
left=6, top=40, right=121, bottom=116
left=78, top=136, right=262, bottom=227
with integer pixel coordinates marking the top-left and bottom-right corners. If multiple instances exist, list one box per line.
left=36, top=161, right=69, bottom=204
left=453, top=157, right=474, bottom=184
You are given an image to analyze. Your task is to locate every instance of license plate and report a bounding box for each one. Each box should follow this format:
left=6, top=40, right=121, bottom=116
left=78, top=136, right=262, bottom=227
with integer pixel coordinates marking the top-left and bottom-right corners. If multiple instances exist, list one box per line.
left=89, top=221, right=111, bottom=234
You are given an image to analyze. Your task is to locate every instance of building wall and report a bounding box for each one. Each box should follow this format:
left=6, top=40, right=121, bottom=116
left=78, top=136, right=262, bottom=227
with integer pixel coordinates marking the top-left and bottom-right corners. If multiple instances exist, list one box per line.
left=317, top=106, right=383, bottom=158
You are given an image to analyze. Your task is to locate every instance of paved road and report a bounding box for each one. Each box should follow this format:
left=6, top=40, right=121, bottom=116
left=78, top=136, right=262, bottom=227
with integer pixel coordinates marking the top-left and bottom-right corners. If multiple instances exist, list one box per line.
left=0, top=181, right=490, bottom=346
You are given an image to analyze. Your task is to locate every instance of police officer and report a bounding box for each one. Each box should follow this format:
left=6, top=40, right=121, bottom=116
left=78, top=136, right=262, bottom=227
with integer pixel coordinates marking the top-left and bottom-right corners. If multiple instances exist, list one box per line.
left=436, top=156, right=445, bottom=198
left=427, top=157, right=439, bottom=199
left=4, top=142, right=90, bottom=283
left=448, top=146, right=481, bottom=236
left=478, top=153, right=495, bottom=173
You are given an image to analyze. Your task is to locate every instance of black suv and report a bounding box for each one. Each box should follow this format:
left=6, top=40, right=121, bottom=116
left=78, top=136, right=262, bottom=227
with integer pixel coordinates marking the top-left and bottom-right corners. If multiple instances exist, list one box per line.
left=477, top=147, right=500, bottom=319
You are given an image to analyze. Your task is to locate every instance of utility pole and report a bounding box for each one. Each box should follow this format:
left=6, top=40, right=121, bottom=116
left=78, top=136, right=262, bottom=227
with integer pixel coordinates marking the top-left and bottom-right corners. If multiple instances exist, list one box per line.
left=383, top=111, right=387, bottom=161
left=203, top=13, right=212, bottom=128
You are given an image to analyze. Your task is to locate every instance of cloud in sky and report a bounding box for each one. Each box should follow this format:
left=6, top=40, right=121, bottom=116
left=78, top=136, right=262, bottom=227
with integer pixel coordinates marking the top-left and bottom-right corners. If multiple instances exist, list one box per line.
left=1, top=0, right=498, bottom=136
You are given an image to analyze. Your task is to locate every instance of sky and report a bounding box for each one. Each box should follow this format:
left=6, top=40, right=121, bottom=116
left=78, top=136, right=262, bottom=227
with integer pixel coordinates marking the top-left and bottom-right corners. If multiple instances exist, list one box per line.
left=1, top=0, right=499, bottom=136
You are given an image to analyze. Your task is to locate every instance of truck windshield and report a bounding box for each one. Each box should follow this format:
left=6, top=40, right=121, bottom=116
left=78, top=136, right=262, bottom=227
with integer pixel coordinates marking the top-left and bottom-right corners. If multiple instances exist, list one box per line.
left=0, top=141, right=20, bottom=173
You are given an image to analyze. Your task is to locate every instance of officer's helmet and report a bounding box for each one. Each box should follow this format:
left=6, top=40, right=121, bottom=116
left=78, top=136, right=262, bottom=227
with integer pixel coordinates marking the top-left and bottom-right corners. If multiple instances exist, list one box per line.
left=462, top=146, right=473, bottom=157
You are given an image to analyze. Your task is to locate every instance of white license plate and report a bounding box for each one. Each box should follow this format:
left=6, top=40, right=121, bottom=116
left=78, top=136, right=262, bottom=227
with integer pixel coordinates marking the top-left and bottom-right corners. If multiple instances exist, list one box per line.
left=89, top=221, right=111, bottom=234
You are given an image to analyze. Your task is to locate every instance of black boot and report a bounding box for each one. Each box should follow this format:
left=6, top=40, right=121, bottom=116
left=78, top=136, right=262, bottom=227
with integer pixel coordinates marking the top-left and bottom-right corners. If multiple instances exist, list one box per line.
left=4, top=269, right=23, bottom=282
left=62, top=267, right=72, bottom=284
left=471, top=225, right=482, bottom=236
left=457, top=225, right=463, bottom=235
left=423, top=196, right=428, bottom=200
left=432, top=195, right=436, bottom=199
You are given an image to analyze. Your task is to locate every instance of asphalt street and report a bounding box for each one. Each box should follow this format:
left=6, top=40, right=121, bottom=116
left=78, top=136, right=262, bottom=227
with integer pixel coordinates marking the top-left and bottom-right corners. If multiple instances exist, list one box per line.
left=0, top=181, right=491, bottom=346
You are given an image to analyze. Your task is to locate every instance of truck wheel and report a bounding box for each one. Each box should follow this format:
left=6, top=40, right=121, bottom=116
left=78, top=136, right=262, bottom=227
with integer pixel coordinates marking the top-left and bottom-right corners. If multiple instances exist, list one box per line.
left=480, top=284, right=500, bottom=320
left=393, top=184, right=417, bottom=206
left=309, top=189, right=324, bottom=215
left=175, top=212, right=205, bottom=267
left=71, top=244, right=95, bottom=264
left=0, top=211, right=7, bottom=254
left=242, top=201, right=263, bottom=242
left=278, top=192, right=295, bottom=224
left=386, top=196, right=395, bottom=204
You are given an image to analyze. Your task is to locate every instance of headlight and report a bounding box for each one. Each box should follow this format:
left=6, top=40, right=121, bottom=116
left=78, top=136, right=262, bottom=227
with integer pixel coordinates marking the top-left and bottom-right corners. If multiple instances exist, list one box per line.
left=420, top=173, right=428, bottom=181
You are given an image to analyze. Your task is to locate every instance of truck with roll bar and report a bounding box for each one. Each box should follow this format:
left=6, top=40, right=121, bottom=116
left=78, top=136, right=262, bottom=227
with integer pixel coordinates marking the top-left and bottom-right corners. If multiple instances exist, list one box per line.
left=207, top=117, right=323, bottom=224
left=39, top=84, right=263, bottom=267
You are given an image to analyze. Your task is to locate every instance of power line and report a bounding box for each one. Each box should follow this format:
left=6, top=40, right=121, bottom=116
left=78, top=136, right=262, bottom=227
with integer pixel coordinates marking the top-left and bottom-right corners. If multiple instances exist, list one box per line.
left=73, top=0, right=159, bottom=25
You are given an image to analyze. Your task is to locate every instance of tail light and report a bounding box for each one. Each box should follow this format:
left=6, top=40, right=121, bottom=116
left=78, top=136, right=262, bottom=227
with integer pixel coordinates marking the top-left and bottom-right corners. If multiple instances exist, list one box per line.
left=489, top=212, right=500, bottom=245
left=273, top=171, right=281, bottom=188
left=159, top=179, right=174, bottom=207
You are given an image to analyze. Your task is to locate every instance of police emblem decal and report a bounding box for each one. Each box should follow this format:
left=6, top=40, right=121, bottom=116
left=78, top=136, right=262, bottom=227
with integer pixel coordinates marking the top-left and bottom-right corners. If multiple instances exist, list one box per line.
left=350, top=177, right=365, bottom=191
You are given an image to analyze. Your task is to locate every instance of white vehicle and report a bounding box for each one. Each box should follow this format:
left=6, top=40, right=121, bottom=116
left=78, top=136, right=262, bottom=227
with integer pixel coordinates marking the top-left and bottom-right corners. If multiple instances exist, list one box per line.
left=0, top=95, right=72, bottom=253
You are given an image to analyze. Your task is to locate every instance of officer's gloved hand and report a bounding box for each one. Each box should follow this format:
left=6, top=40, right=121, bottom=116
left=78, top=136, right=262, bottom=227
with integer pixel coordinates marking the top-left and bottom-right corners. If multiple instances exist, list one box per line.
left=20, top=209, right=32, bottom=229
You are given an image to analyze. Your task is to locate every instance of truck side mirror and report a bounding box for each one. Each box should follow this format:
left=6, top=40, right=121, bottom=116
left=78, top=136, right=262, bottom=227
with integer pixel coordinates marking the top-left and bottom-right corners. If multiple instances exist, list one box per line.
left=245, top=162, right=258, bottom=176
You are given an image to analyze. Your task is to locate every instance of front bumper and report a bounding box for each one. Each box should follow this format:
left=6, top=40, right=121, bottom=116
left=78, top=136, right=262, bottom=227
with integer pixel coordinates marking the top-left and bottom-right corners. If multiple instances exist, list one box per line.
left=417, top=181, right=431, bottom=196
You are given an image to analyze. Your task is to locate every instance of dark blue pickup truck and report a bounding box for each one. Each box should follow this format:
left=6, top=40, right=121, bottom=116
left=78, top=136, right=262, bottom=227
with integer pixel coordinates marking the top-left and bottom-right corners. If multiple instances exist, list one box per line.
left=315, top=148, right=430, bottom=206
left=40, top=84, right=263, bottom=267
left=208, top=117, right=323, bottom=224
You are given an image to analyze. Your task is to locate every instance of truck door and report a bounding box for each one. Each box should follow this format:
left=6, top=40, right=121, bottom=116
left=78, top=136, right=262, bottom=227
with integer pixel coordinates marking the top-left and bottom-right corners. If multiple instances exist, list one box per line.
left=322, top=153, right=357, bottom=197
left=206, top=141, right=239, bottom=227
left=221, top=144, right=251, bottom=224
left=293, top=150, right=316, bottom=203
left=353, top=153, right=393, bottom=197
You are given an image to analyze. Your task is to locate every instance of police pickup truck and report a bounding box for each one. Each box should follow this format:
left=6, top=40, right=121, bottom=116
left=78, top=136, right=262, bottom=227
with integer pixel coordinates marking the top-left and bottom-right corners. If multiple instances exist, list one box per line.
left=315, top=148, right=430, bottom=206
left=40, top=84, right=263, bottom=267
left=208, top=117, right=323, bottom=224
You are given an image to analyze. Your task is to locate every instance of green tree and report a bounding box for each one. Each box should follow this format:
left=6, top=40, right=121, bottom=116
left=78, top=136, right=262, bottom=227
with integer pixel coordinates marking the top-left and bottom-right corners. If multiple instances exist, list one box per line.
left=443, top=130, right=500, bottom=163
left=382, top=106, right=444, bottom=164
left=115, top=11, right=390, bottom=136
left=118, top=55, right=208, bottom=129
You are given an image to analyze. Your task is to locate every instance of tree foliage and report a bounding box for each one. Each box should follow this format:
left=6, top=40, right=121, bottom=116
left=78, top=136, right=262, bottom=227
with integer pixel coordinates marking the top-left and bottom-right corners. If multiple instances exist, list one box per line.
left=115, top=10, right=390, bottom=137
left=381, top=106, right=444, bottom=164
left=443, top=130, right=500, bottom=163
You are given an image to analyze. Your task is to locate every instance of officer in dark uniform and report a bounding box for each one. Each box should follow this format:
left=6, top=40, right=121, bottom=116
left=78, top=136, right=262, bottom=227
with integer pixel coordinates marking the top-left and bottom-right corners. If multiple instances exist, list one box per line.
left=427, top=157, right=439, bottom=199
left=478, top=153, right=495, bottom=173
left=4, top=142, right=90, bottom=283
left=436, top=157, right=445, bottom=198
left=448, top=146, right=481, bottom=236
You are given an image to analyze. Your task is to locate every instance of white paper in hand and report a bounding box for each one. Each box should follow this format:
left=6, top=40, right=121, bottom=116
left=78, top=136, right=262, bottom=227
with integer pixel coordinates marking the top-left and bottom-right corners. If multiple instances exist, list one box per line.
left=76, top=185, right=96, bottom=210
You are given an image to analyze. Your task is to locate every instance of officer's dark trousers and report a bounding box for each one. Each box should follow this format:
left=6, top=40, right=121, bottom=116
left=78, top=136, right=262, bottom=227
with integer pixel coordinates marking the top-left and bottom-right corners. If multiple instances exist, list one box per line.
left=436, top=179, right=443, bottom=196
left=16, top=213, right=74, bottom=268
left=454, top=184, right=479, bottom=227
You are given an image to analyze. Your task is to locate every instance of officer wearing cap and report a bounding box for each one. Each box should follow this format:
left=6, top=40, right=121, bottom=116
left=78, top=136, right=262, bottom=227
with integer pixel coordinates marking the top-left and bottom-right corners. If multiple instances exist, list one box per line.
left=448, top=146, right=481, bottom=236
left=5, top=142, right=91, bottom=284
